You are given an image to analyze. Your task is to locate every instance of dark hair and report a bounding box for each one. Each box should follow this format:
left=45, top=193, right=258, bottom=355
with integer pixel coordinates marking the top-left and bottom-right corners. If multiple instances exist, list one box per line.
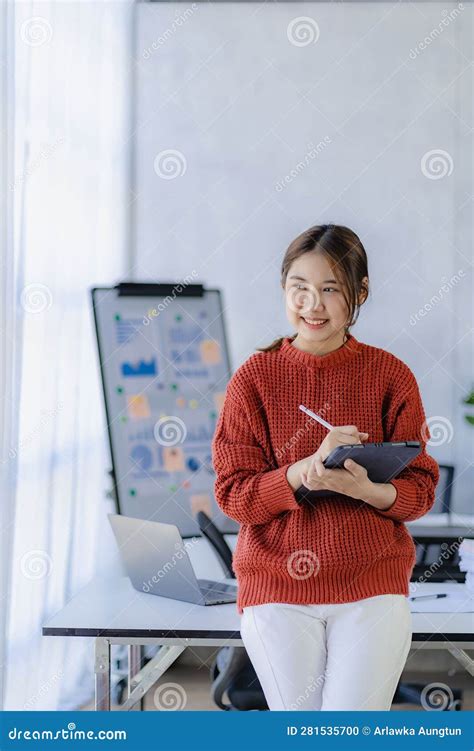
left=256, top=223, right=369, bottom=353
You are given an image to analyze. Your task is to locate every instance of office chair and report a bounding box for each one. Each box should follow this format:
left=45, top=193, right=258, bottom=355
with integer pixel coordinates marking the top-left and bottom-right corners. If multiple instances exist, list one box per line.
left=196, top=511, right=268, bottom=710
left=196, top=511, right=234, bottom=579
left=431, top=464, right=455, bottom=514
left=197, top=510, right=463, bottom=711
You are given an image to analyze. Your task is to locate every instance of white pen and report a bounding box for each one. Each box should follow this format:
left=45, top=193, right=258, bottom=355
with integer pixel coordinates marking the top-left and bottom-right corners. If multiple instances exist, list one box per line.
left=299, top=404, right=334, bottom=432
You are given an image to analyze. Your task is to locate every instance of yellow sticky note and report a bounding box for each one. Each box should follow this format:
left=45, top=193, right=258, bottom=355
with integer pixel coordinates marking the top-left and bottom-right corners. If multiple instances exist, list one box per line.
left=163, top=447, right=185, bottom=472
left=200, top=339, right=221, bottom=365
left=126, top=394, right=151, bottom=420
left=190, top=494, right=212, bottom=517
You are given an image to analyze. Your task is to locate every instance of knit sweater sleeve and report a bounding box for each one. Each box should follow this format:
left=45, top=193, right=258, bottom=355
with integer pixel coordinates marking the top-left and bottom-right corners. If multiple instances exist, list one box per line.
left=376, top=365, right=440, bottom=522
left=211, top=376, right=301, bottom=525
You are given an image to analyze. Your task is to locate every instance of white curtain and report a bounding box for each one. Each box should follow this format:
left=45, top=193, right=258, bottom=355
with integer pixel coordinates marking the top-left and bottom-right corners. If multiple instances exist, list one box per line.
left=2, top=0, right=133, bottom=709
left=0, top=0, right=21, bottom=715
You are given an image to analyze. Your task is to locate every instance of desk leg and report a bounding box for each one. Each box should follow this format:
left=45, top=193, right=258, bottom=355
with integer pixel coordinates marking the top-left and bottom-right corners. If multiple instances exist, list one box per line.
left=120, top=645, right=185, bottom=711
left=128, top=645, right=143, bottom=711
left=95, top=637, right=111, bottom=711
left=447, top=646, right=474, bottom=676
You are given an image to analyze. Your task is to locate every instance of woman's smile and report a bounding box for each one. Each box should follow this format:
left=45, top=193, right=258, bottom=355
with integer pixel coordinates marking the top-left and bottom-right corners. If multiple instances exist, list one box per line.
left=300, top=316, right=329, bottom=330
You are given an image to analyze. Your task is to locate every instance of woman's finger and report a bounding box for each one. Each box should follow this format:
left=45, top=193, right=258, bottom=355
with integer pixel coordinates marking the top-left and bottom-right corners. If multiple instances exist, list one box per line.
left=332, top=426, right=369, bottom=445
left=301, top=467, right=319, bottom=490
left=330, top=434, right=363, bottom=447
left=301, top=472, right=317, bottom=490
left=314, top=454, right=326, bottom=477
left=334, top=425, right=361, bottom=437
left=344, top=458, right=356, bottom=474
left=306, top=467, right=317, bottom=486
left=305, top=456, right=317, bottom=482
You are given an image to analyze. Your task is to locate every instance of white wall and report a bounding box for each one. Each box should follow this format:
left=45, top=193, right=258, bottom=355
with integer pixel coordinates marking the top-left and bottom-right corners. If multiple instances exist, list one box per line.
left=131, top=1, right=473, bottom=512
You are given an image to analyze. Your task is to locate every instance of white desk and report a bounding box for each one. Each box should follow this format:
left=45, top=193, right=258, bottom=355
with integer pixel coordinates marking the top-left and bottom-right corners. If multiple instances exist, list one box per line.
left=42, top=576, right=474, bottom=711
left=408, top=513, right=474, bottom=530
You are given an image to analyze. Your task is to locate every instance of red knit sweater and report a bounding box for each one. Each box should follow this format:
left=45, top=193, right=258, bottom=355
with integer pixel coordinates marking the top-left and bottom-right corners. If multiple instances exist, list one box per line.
left=211, top=333, right=440, bottom=615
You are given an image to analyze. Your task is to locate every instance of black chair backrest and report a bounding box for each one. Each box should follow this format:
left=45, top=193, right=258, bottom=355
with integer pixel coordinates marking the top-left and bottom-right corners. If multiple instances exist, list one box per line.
left=196, top=511, right=235, bottom=579
left=429, top=464, right=454, bottom=514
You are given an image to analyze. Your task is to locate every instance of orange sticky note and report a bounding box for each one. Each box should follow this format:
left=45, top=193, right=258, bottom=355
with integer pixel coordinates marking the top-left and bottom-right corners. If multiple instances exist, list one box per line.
left=190, top=494, right=212, bottom=517
left=163, top=447, right=185, bottom=472
left=126, top=394, right=151, bottom=420
left=200, top=339, right=221, bottom=365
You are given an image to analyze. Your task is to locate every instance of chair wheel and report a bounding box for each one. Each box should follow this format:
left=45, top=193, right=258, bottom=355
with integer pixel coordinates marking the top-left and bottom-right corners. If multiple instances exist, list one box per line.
left=113, top=677, right=127, bottom=705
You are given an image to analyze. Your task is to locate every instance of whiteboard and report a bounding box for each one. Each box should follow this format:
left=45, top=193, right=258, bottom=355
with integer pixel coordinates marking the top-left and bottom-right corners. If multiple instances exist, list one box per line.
left=91, top=283, right=238, bottom=536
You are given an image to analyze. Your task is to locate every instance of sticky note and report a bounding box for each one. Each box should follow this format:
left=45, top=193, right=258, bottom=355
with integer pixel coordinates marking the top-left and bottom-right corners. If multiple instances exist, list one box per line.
left=200, top=339, right=221, bottom=365
left=163, top=447, right=185, bottom=472
left=126, top=394, right=151, bottom=420
left=190, top=494, right=212, bottom=517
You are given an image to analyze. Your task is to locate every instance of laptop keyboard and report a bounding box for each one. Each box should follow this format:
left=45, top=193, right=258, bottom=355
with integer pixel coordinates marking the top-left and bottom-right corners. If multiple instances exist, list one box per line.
left=198, top=578, right=237, bottom=594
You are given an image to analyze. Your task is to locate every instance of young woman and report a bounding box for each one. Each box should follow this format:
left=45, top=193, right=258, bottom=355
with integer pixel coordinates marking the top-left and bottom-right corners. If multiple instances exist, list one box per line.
left=211, top=223, right=439, bottom=711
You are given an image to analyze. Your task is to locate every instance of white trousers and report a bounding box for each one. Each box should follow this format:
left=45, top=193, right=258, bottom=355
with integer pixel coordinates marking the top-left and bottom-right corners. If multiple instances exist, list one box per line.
left=240, top=594, right=412, bottom=711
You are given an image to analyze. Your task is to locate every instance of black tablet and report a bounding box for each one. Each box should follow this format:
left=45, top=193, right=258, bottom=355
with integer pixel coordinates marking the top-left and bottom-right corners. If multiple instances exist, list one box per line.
left=295, top=441, right=421, bottom=501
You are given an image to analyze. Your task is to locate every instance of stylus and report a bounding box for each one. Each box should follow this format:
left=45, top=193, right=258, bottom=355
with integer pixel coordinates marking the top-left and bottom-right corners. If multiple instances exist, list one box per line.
left=298, top=404, right=334, bottom=431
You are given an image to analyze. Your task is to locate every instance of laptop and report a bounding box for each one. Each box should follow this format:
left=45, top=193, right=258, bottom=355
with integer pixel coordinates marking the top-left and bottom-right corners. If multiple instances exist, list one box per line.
left=108, top=514, right=237, bottom=606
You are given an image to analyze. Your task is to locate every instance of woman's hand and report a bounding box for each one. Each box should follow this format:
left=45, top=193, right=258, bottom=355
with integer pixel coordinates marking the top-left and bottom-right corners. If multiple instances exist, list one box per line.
left=316, top=425, right=369, bottom=463
left=300, top=456, right=372, bottom=500
left=299, top=454, right=397, bottom=510
left=299, top=424, right=369, bottom=492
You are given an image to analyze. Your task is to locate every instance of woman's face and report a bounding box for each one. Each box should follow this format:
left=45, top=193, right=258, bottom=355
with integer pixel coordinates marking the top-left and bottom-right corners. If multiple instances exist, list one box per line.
left=283, top=251, right=350, bottom=347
